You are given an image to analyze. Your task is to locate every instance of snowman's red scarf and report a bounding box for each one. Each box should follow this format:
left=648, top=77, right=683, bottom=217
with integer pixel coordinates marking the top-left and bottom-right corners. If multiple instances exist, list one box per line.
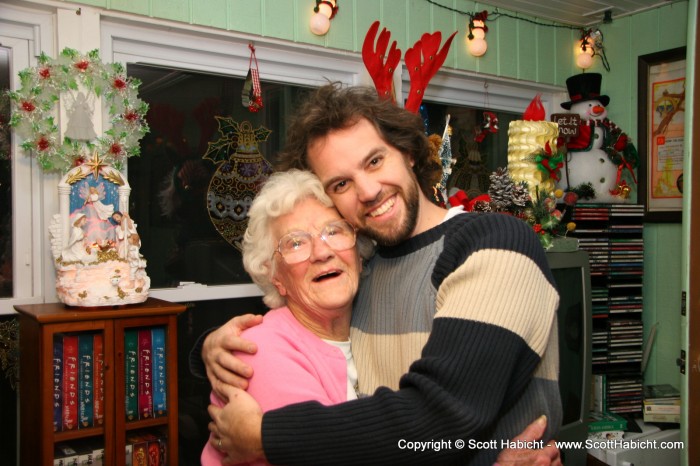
left=565, top=118, right=639, bottom=187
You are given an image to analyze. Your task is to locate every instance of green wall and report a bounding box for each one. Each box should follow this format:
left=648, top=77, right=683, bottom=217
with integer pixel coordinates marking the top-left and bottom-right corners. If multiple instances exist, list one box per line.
left=70, top=0, right=688, bottom=385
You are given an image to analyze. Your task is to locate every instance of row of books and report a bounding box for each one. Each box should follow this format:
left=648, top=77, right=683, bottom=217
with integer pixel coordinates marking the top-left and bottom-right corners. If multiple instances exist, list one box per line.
left=125, top=327, right=169, bottom=421
left=126, top=431, right=168, bottom=466
left=52, top=326, right=168, bottom=432
left=643, top=384, right=680, bottom=423
left=53, top=431, right=167, bottom=466
left=54, top=439, right=104, bottom=466
left=53, top=332, right=105, bottom=431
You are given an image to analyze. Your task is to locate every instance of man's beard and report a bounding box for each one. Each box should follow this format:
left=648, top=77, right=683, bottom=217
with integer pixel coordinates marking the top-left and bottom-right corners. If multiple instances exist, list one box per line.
left=362, top=181, right=420, bottom=247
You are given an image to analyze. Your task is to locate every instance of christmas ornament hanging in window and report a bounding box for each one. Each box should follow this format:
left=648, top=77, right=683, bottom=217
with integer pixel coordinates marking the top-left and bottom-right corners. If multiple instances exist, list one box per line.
left=204, top=118, right=273, bottom=251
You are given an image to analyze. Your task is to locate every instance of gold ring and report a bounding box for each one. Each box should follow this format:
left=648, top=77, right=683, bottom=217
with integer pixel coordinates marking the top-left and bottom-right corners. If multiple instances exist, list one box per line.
left=217, top=438, right=222, bottom=449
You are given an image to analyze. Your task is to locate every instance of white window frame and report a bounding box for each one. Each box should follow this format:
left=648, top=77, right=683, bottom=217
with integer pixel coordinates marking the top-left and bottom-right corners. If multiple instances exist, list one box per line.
left=0, top=4, right=54, bottom=314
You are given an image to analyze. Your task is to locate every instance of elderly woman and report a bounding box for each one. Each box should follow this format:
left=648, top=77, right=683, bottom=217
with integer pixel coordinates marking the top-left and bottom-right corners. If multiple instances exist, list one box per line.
left=201, top=169, right=372, bottom=466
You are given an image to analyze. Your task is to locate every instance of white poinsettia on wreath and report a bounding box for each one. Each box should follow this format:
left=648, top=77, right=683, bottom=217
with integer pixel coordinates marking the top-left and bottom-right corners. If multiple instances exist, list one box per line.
left=7, top=47, right=149, bottom=173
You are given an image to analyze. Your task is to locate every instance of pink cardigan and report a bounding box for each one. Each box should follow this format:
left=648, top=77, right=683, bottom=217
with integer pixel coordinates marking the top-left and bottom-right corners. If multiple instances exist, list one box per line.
left=201, top=306, right=349, bottom=466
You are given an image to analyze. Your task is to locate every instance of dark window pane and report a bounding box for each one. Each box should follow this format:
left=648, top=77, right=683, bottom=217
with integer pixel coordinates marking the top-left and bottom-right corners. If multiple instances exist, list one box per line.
left=126, top=64, right=310, bottom=288
left=421, top=102, right=519, bottom=197
left=0, top=47, right=12, bottom=298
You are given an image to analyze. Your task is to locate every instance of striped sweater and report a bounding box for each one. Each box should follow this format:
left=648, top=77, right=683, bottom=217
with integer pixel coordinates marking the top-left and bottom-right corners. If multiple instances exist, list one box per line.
left=263, top=212, right=562, bottom=465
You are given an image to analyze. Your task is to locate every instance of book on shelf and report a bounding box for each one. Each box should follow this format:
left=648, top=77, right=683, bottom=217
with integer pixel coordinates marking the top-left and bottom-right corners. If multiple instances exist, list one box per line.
left=591, top=374, right=606, bottom=413
left=53, top=335, right=63, bottom=432
left=643, top=383, right=680, bottom=401
left=54, top=442, right=79, bottom=466
left=644, top=398, right=680, bottom=414
left=125, top=329, right=139, bottom=421
left=138, top=328, right=153, bottom=420
left=78, top=333, right=94, bottom=428
left=127, top=432, right=167, bottom=466
left=92, top=444, right=105, bottom=466
left=152, top=327, right=167, bottom=417
left=643, top=411, right=680, bottom=423
left=93, top=332, right=105, bottom=426
left=142, top=432, right=164, bottom=466
left=125, top=443, right=133, bottom=466
left=62, top=334, right=79, bottom=431
left=132, top=438, right=148, bottom=466
left=74, top=443, right=94, bottom=466
left=587, top=411, right=628, bottom=432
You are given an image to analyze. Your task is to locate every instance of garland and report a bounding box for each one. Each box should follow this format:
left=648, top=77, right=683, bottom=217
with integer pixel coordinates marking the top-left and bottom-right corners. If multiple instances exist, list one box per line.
left=8, top=48, right=149, bottom=173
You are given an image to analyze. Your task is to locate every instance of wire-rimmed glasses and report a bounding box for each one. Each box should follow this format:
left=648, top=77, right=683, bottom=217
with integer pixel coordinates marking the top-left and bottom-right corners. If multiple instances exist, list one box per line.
left=275, top=219, right=357, bottom=264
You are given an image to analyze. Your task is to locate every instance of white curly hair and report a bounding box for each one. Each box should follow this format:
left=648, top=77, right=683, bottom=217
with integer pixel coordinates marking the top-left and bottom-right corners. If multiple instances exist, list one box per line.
left=242, top=169, right=374, bottom=308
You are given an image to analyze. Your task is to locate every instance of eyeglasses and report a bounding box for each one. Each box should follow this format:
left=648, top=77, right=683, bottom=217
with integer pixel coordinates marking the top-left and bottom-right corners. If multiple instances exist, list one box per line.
left=275, top=219, right=357, bottom=265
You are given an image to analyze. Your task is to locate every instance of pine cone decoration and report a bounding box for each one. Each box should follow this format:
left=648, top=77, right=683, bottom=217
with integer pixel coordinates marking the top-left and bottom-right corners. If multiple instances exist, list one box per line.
left=488, top=167, right=515, bottom=211
left=511, top=181, right=531, bottom=208
left=472, top=200, right=492, bottom=212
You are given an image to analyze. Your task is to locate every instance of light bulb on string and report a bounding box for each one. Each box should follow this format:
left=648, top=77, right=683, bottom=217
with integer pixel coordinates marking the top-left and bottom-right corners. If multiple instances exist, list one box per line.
left=310, top=0, right=338, bottom=36
left=467, top=15, right=488, bottom=57
left=575, top=37, right=595, bottom=69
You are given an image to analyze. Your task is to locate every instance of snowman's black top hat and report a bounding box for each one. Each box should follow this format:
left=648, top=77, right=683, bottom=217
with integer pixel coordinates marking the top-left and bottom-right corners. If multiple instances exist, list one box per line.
left=561, top=72, right=610, bottom=110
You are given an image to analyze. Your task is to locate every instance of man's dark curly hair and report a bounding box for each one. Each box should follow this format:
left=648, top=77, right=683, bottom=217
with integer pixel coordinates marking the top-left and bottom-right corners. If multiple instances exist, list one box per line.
left=275, top=83, right=442, bottom=199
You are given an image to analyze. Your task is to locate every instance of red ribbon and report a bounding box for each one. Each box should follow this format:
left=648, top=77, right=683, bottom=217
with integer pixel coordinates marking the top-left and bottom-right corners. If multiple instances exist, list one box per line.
left=448, top=190, right=491, bottom=211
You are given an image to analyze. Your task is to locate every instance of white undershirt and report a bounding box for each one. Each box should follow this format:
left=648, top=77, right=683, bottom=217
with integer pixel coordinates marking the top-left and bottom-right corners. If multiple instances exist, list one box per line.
left=443, top=205, right=465, bottom=222
left=323, top=339, right=358, bottom=400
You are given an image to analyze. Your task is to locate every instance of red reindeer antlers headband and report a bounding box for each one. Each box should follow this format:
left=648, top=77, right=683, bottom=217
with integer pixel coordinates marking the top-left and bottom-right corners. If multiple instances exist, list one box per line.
left=362, top=21, right=456, bottom=113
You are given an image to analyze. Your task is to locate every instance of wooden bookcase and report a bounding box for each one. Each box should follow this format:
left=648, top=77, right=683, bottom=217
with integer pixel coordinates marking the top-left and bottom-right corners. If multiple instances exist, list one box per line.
left=15, top=298, right=186, bottom=466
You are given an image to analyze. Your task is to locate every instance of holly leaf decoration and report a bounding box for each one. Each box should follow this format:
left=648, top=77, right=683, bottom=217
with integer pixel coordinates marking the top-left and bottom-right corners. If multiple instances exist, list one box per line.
left=203, top=135, right=237, bottom=164
left=203, top=117, right=273, bottom=163
left=201, top=116, right=238, bottom=163
left=254, top=126, right=272, bottom=142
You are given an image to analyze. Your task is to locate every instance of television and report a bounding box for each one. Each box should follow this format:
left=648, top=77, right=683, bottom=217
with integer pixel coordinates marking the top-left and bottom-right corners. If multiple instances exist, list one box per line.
left=546, top=250, right=592, bottom=466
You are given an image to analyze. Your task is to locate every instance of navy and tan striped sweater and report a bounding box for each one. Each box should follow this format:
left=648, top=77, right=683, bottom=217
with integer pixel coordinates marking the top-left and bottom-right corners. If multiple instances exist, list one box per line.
left=263, top=212, right=562, bottom=465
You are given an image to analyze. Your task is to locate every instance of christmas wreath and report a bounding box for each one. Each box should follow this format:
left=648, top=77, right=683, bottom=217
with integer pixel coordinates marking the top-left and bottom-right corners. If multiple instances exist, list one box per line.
left=8, top=48, right=149, bottom=173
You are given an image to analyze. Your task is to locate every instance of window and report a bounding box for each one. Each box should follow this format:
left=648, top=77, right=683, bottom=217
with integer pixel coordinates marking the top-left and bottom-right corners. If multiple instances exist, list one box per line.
left=0, top=47, right=11, bottom=299
left=421, top=101, right=520, bottom=198
left=0, top=3, right=52, bottom=313
left=126, top=64, right=312, bottom=289
left=103, top=18, right=362, bottom=302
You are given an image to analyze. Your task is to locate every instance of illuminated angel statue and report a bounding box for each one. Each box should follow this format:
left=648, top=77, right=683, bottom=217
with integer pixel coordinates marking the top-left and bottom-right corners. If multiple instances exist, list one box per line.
left=80, top=182, right=114, bottom=221
left=78, top=181, right=115, bottom=245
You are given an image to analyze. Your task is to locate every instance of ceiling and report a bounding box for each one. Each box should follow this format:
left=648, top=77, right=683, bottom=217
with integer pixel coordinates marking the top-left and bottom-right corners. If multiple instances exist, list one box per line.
left=483, top=0, right=683, bottom=26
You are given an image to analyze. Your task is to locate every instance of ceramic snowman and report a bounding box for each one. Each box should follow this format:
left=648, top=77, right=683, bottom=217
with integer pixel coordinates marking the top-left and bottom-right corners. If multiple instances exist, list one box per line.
left=558, top=73, right=635, bottom=203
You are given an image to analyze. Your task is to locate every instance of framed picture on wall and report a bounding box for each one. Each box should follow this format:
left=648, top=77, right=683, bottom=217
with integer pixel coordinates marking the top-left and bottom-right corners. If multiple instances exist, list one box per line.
left=637, top=46, right=686, bottom=223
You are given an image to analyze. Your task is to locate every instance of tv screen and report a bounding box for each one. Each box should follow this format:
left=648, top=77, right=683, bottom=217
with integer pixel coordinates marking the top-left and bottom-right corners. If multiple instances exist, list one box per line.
left=546, top=250, right=592, bottom=466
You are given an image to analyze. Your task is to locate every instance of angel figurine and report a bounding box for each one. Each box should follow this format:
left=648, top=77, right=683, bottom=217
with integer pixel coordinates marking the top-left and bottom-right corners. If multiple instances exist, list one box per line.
left=82, top=184, right=114, bottom=220
left=64, top=91, right=98, bottom=141
left=79, top=182, right=116, bottom=245
left=127, top=233, right=147, bottom=286
left=61, top=213, right=97, bottom=263
left=111, top=211, right=137, bottom=260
